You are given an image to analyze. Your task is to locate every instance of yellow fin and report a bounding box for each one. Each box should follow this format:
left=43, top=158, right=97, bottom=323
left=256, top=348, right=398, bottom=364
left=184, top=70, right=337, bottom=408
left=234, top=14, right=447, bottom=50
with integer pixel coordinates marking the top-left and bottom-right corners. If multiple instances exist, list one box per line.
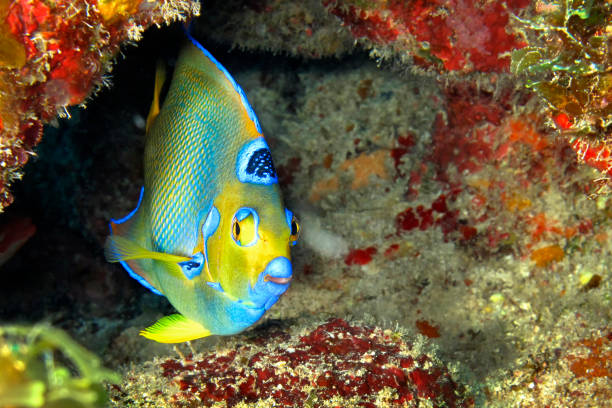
left=146, top=61, right=166, bottom=133
left=140, top=314, right=211, bottom=343
left=104, top=235, right=190, bottom=264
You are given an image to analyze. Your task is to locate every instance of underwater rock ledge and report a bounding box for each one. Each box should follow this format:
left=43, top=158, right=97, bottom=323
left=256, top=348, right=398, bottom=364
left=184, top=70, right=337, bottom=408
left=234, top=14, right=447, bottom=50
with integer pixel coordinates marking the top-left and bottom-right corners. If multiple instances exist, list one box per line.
left=0, top=0, right=200, bottom=211
left=109, top=318, right=474, bottom=408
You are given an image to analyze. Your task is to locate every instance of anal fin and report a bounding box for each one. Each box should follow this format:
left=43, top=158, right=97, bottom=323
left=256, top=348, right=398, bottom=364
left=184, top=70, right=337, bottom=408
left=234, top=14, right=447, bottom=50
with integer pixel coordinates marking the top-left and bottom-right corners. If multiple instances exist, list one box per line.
left=140, top=314, right=211, bottom=343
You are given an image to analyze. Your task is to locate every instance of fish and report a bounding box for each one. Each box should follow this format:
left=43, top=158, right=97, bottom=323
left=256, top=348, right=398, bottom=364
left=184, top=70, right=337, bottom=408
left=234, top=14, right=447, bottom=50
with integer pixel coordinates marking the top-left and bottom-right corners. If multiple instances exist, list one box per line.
left=104, top=32, right=299, bottom=343
left=0, top=216, right=36, bottom=267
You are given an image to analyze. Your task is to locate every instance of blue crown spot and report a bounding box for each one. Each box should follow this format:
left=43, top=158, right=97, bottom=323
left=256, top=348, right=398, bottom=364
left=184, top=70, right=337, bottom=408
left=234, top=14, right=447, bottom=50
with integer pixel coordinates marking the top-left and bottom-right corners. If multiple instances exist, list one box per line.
left=236, top=138, right=278, bottom=185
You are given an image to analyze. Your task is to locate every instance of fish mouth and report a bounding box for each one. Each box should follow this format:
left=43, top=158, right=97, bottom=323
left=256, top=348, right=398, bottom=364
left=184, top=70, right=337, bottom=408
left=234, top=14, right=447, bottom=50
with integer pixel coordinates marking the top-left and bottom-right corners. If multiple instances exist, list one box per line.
left=260, top=256, right=292, bottom=286
left=264, top=275, right=292, bottom=285
left=247, top=256, right=293, bottom=311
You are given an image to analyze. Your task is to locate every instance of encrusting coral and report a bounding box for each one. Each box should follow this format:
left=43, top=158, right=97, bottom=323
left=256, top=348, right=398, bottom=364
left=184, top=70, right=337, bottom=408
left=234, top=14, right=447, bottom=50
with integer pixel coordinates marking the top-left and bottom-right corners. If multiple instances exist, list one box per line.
left=0, top=0, right=200, bottom=211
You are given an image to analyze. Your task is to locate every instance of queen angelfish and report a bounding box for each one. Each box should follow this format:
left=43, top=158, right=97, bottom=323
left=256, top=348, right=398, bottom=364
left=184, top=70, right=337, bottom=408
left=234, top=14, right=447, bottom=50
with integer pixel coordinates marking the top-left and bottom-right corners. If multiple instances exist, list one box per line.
left=104, top=32, right=299, bottom=343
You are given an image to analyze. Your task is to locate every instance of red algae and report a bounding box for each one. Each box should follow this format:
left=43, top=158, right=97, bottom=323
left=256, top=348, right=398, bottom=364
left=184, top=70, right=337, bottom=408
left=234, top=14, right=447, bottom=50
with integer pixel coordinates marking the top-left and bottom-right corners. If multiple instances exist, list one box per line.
left=147, top=319, right=471, bottom=408
left=324, top=0, right=529, bottom=72
left=571, top=139, right=612, bottom=177
left=395, top=194, right=475, bottom=242
left=415, top=320, right=441, bottom=339
left=396, top=207, right=419, bottom=232
left=390, top=133, right=416, bottom=177
left=567, top=332, right=612, bottom=379
left=345, top=246, right=377, bottom=266
left=384, top=243, right=400, bottom=258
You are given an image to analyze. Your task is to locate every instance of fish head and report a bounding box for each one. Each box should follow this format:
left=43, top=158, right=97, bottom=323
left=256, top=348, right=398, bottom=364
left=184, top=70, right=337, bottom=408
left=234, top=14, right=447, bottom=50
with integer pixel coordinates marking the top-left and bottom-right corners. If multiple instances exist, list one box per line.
left=205, top=182, right=299, bottom=310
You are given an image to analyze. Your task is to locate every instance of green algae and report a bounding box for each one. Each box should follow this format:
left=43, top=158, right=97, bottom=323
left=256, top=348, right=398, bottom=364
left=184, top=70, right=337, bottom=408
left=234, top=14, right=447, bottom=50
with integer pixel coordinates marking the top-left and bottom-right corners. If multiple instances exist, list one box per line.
left=0, top=324, right=120, bottom=408
left=511, top=0, right=611, bottom=138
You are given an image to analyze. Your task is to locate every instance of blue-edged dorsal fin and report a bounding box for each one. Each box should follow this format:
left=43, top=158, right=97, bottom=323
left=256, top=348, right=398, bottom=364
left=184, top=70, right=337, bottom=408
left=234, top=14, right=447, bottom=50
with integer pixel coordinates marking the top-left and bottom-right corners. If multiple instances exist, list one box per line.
left=182, top=28, right=263, bottom=135
left=140, top=313, right=211, bottom=343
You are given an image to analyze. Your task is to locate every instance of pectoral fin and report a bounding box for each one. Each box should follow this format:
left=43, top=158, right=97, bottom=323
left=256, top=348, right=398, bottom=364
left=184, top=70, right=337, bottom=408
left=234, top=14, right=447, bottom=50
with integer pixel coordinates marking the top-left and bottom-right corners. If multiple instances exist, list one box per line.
left=105, top=235, right=191, bottom=264
left=140, top=314, right=211, bottom=343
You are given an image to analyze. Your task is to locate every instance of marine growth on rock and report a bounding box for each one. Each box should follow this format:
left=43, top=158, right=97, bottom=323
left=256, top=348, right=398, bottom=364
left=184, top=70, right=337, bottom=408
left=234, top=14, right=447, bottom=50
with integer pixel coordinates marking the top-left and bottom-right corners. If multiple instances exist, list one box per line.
left=111, top=319, right=472, bottom=407
left=0, top=0, right=200, bottom=211
left=511, top=0, right=612, bottom=194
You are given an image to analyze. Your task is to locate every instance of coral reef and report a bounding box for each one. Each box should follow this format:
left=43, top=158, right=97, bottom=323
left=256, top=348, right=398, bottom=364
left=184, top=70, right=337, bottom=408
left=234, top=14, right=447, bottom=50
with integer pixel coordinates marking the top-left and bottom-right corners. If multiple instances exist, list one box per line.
left=197, top=0, right=536, bottom=73
left=231, top=54, right=611, bottom=406
left=193, top=0, right=610, bottom=189
left=110, top=318, right=472, bottom=407
left=497, top=327, right=612, bottom=407
left=0, top=324, right=119, bottom=407
left=0, top=0, right=200, bottom=211
left=0, top=1, right=610, bottom=407
left=198, top=0, right=532, bottom=73
left=511, top=0, right=612, bottom=194
left=195, top=0, right=354, bottom=57
left=323, top=0, right=531, bottom=72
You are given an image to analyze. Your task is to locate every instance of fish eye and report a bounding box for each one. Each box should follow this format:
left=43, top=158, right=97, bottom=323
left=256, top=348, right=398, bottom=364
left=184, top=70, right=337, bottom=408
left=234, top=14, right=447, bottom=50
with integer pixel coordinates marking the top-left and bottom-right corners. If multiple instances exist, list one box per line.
left=233, top=220, right=241, bottom=239
left=290, top=217, right=300, bottom=243
left=231, top=208, right=259, bottom=247
left=285, top=209, right=300, bottom=246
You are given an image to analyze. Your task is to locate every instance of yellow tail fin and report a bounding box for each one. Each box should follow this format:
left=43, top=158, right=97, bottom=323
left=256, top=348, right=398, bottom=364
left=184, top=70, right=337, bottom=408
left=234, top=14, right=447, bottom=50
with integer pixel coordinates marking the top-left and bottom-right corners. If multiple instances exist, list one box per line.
left=146, top=61, right=166, bottom=133
left=140, top=314, right=211, bottom=343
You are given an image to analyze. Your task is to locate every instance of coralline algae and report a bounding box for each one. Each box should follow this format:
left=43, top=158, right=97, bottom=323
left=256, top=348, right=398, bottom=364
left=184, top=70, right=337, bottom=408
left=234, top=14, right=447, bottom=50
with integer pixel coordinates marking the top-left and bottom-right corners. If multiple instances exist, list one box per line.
left=111, top=319, right=472, bottom=407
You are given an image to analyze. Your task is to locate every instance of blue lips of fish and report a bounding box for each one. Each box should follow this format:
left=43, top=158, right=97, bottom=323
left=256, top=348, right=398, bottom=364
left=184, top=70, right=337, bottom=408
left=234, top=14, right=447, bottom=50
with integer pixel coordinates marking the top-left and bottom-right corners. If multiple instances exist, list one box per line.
left=104, top=33, right=300, bottom=343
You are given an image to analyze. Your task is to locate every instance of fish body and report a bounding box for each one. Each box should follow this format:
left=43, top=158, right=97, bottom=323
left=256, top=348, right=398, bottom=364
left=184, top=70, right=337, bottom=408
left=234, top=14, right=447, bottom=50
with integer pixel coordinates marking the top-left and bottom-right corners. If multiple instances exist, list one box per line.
left=105, top=35, right=299, bottom=343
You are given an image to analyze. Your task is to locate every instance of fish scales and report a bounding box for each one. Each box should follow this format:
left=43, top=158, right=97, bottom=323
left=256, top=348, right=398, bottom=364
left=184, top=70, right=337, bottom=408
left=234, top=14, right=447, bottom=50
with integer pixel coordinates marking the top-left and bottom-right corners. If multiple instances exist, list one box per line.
left=105, top=35, right=300, bottom=343
left=146, top=46, right=256, bottom=256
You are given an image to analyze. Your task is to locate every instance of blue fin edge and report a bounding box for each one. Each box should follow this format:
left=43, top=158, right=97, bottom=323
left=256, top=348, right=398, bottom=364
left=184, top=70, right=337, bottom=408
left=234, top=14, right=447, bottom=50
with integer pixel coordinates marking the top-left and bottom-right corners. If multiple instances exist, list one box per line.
left=183, top=27, right=263, bottom=134
left=120, top=260, right=163, bottom=296
left=110, top=186, right=145, bottom=226
left=108, top=187, right=163, bottom=296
